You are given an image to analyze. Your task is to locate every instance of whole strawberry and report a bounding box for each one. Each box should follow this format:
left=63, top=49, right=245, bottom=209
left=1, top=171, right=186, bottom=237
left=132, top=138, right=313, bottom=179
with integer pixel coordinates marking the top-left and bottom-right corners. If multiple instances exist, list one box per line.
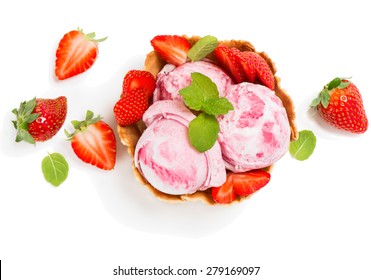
left=114, top=89, right=149, bottom=126
left=12, top=96, right=68, bottom=144
left=311, top=78, right=368, bottom=133
left=121, top=70, right=156, bottom=98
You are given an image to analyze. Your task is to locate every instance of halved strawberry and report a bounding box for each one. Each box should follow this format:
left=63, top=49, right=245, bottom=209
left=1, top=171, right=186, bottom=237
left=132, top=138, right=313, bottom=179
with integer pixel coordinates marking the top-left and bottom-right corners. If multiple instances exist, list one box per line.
left=55, top=28, right=107, bottom=80
left=211, top=173, right=236, bottom=204
left=214, top=45, right=245, bottom=83
left=114, top=89, right=149, bottom=126
left=232, top=170, right=271, bottom=196
left=150, top=35, right=191, bottom=66
left=211, top=170, right=271, bottom=204
left=122, top=70, right=156, bottom=98
left=65, top=110, right=116, bottom=170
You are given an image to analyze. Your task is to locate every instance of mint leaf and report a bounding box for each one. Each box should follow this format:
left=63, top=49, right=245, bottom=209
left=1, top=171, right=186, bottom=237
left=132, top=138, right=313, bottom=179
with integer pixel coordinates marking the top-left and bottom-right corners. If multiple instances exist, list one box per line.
left=289, top=130, right=316, bottom=161
left=178, top=85, right=205, bottom=111
left=187, top=35, right=218, bottom=62
left=188, top=113, right=219, bottom=153
left=41, top=152, right=69, bottom=186
left=190, top=72, right=219, bottom=100
left=204, top=97, right=234, bottom=116
left=179, top=72, right=219, bottom=110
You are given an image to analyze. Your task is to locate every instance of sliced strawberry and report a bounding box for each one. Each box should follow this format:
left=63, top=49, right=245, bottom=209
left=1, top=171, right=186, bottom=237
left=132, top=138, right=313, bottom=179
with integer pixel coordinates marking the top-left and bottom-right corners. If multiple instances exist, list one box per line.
left=249, top=52, right=275, bottom=90
left=55, top=28, right=107, bottom=80
left=122, top=70, right=156, bottom=98
left=114, top=89, right=149, bottom=126
left=211, top=170, right=271, bottom=203
left=65, top=111, right=116, bottom=170
left=238, top=51, right=257, bottom=83
left=150, top=35, right=191, bottom=66
left=232, top=170, right=271, bottom=196
left=214, top=45, right=245, bottom=83
left=211, top=173, right=236, bottom=204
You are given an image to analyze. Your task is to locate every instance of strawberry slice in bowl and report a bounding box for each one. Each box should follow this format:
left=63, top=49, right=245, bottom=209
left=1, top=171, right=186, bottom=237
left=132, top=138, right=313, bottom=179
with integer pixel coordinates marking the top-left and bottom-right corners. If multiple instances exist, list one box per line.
left=214, top=44, right=246, bottom=83
left=150, top=35, right=191, bottom=66
left=211, top=170, right=271, bottom=204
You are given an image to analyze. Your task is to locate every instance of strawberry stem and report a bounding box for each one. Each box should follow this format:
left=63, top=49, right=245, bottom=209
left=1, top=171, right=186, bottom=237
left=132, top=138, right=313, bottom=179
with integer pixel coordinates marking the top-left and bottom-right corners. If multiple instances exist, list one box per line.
left=65, top=110, right=102, bottom=140
left=310, top=77, right=351, bottom=109
left=77, top=27, right=107, bottom=43
left=12, top=97, right=39, bottom=144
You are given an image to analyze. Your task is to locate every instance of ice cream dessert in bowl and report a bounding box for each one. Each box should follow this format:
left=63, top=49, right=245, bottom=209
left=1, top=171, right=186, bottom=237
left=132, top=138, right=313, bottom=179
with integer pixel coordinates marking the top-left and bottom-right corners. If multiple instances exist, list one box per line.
left=114, top=35, right=297, bottom=204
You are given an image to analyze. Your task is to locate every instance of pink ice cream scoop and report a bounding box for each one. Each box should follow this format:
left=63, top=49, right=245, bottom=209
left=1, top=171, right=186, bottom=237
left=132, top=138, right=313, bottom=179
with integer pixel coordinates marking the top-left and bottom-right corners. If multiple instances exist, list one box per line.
left=218, top=83, right=291, bottom=172
left=153, top=61, right=233, bottom=102
left=134, top=100, right=226, bottom=195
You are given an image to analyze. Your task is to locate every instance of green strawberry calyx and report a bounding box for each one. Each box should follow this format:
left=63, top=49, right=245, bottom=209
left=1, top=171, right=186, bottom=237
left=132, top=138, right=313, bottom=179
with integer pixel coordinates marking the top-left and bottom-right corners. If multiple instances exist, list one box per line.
left=310, top=77, right=351, bottom=109
left=65, top=110, right=102, bottom=140
left=12, top=97, right=40, bottom=144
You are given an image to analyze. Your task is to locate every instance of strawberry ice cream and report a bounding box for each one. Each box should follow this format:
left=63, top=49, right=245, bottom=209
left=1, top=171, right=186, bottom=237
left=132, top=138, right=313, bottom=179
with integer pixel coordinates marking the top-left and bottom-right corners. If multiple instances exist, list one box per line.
left=218, top=83, right=291, bottom=172
left=153, top=61, right=233, bottom=102
left=134, top=100, right=226, bottom=195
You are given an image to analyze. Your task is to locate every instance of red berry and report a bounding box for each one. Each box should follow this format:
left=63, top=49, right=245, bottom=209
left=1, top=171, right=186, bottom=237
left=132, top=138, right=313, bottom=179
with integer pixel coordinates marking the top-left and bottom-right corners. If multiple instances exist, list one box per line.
left=122, top=70, right=156, bottom=98
left=65, top=111, right=116, bottom=170
left=12, top=96, right=67, bottom=144
left=150, top=35, right=191, bottom=66
left=232, top=170, right=271, bottom=197
left=114, top=89, right=149, bottom=126
left=55, top=28, right=107, bottom=80
left=311, top=78, right=368, bottom=133
left=214, top=45, right=245, bottom=83
left=211, top=170, right=271, bottom=204
left=239, top=51, right=275, bottom=90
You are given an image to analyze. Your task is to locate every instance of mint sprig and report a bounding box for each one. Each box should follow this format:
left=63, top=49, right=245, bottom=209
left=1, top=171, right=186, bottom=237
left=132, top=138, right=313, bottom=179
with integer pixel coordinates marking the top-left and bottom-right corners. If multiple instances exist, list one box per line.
left=310, top=77, right=351, bottom=109
left=179, top=72, right=234, bottom=153
left=187, top=35, right=218, bottom=62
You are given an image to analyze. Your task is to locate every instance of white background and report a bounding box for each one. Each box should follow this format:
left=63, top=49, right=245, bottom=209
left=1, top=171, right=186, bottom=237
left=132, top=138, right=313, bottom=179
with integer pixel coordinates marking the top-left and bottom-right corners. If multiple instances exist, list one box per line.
left=1, top=0, right=370, bottom=279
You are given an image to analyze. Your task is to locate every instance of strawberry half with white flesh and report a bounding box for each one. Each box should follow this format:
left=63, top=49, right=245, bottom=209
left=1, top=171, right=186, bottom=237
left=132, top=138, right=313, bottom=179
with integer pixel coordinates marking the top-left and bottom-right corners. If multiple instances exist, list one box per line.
left=65, top=110, right=116, bottom=170
left=55, top=28, right=107, bottom=80
left=212, top=170, right=271, bottom=204
left=150, top=35, right=191, bottom=66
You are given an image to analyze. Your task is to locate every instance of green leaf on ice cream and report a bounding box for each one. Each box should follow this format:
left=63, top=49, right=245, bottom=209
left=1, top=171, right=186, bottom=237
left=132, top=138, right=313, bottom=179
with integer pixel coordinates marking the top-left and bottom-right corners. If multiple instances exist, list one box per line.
left=179, top=72, right=234, bottom=153
left=204, top=98, right=234, bottom=116
left=188, top=112, right=220, bottom=153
